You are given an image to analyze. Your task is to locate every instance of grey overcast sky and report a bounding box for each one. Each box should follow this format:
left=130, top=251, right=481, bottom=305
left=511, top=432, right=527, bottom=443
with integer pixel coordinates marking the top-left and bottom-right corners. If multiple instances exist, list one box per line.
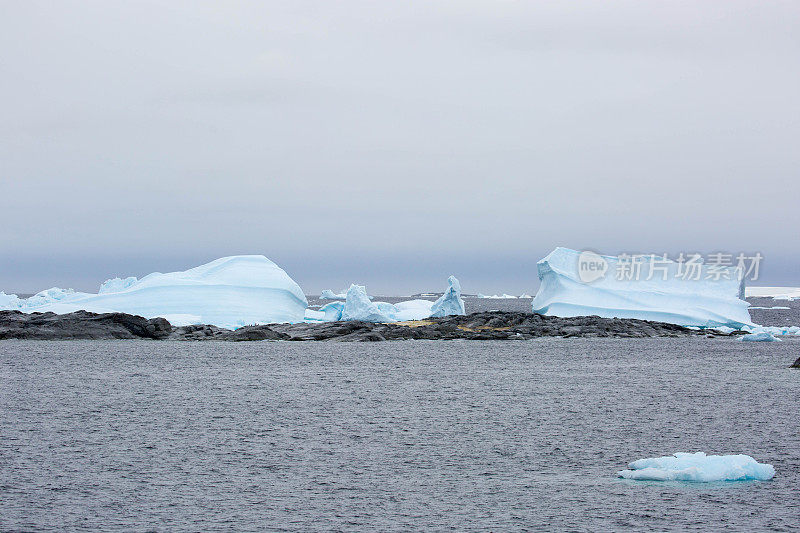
left=1, top=1, right=798, bottom=294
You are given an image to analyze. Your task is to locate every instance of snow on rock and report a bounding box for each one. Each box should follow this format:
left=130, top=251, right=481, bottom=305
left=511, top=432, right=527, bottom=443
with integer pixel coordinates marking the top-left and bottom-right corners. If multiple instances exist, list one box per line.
left=320, top=289, right=347, bottom=300
left=740, top=331, right=780, bottom=342
left=617, top=452, right=775, bottom=482
left=532, top=247, right=752, bottom=328
left=0, top=255, right=308, bottom=329
left=430, top=276, right=465, bottom=318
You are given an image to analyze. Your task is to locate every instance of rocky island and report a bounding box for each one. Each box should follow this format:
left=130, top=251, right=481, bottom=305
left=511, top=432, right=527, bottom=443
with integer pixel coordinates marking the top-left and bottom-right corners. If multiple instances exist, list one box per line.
left=0, top=309, right=735, bottom=341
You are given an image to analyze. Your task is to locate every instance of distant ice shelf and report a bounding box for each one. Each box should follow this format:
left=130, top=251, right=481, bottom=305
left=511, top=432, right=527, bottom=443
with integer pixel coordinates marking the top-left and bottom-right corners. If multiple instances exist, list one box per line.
left=618, top=452, right=775, bottom=482
left=745, top=286, right=800, bottom=301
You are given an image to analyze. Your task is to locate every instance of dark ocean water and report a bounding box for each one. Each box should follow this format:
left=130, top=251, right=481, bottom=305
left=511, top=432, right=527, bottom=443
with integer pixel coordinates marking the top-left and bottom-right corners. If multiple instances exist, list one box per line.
left=1, top=337, right=798, bottom=531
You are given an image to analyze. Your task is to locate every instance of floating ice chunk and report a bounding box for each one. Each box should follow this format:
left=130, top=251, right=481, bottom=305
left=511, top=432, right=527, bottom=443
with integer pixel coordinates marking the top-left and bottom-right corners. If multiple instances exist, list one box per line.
left=430, top=276, right=465, bottom=318
left=519, top=293, right=533, bottom=298
left=319, top=301, right=345, bottom=321
left=320, top=289, right=347, bottom=300
left=98, top=276, right=138, bottom=294
left=304, top=309, right=327, bottom=322
left=740, top=332, right=780, bottom=342
left=532, top=248, right=752, bottom=328
left=749, top=306, right=791, bottom=310
left=335, top=277, right=464, bottom=323
left=477, top=293, right=516, bottom=299
left=340, top=285, right=396, bottom=322
left=744, top=325, right=800, bottom=337
left=393, top=299, right=435, bottom=321
left=3, top=255, right=308, bottom=329
left=618, top=452, right=775, bottom=482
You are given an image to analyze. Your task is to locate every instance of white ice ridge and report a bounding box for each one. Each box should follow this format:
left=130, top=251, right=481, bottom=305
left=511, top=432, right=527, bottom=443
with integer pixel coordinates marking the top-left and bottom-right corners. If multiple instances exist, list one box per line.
left=0, top=256, right=308, bottom=329
left=319, top=277, right=466, bottom=322
left=531, top=248, right=752, bottom=328
left=476, top=293, right=518, bottom=299
left=617, top=452, right=775, bottom=482
left=745, top=286, right=800, bottom=301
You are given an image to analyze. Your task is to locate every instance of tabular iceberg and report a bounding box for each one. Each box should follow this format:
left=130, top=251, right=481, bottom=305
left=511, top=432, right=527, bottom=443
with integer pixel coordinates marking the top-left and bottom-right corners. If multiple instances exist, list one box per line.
left=531, top=248, right=752, bottom=328
left=618, top=452, right=775, bottom=482
left=0, top=255, right=308, bottom=329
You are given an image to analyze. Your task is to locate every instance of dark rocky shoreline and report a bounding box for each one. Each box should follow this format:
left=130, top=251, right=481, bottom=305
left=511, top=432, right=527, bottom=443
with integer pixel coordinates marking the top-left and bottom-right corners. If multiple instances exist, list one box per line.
left=0, top=309, right=741, bottom=341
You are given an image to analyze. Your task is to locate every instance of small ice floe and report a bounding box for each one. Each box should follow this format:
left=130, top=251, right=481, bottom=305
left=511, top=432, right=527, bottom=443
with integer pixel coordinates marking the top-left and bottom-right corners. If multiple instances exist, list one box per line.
left=618, top=452, right=775, bottom=482
left=740, top=332, right=780, bottom=342
left=750, top=306, right=791, bottom=310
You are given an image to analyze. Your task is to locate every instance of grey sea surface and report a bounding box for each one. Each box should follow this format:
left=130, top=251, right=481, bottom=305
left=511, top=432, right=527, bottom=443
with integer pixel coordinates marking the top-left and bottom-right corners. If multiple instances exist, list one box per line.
left=1, top=336, right=799, bottom=531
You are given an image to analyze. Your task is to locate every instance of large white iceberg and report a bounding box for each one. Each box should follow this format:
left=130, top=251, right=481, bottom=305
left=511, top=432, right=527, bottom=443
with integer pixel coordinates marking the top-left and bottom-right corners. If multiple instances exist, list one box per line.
left=429, top=276, right=465, bottom=318
left=0, top=255, right=308, bottom=329
left=618, top=452, right=775, bottom=482
left=532, top=248, right=752, bottom=328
